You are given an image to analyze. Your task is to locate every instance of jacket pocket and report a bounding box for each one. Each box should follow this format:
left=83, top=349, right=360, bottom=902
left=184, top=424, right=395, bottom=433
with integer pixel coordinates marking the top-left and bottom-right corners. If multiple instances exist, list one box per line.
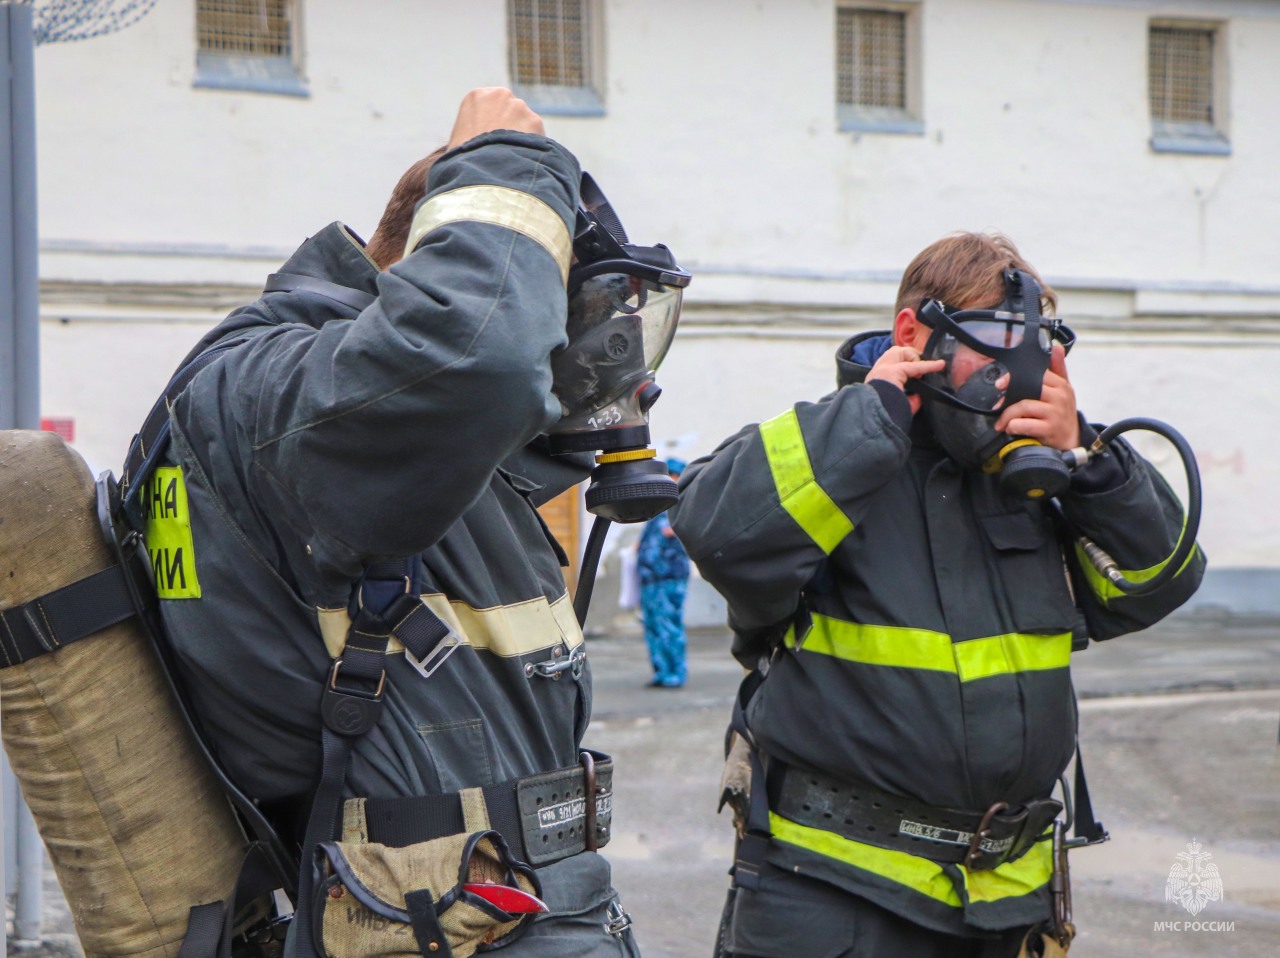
left=980, top=510, right=1077, bottom=634
left=417, top=718, right=494, bottom=793
left=313, top=830, right=541, bottom=958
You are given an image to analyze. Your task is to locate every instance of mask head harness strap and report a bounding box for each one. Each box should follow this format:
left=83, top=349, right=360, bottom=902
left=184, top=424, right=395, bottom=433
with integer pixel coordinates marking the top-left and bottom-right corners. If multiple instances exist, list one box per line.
left=909, top=268, right=1074, bottom=415
left=568, top=173, right=691, bottom=294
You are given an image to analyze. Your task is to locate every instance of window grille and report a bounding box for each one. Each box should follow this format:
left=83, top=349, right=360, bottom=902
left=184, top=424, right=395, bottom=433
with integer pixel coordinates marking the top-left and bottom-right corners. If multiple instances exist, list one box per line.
left=1149, top=25, right=1214, bottom=127
left=837, top=8, right=906, bottom=112
left=197, top=0, right=292, bottom=59
left=508, top=0, right=602, bottom=114
left=194, top=0, right=305, bottom=96
left=1148, top=22, right=1228, bottom=153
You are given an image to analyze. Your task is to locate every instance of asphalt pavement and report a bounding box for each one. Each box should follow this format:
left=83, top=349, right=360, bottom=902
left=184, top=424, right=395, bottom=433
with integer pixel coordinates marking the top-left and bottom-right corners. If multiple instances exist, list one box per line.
left=9, top=614, right=1280, bottom=957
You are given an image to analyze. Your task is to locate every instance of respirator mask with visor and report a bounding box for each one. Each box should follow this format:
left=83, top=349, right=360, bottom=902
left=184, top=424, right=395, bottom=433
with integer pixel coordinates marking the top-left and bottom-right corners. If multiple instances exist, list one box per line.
left=910, top=268, right=1078, bottom=499
left=545, top=173, right=690, bottom=458
left=546, top=174, right=692, bottom=629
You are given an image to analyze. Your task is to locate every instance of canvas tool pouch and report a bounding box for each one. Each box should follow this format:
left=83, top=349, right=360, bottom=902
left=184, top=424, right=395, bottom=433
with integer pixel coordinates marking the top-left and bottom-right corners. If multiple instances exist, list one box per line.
left=313, top=828, right=541, bottom=958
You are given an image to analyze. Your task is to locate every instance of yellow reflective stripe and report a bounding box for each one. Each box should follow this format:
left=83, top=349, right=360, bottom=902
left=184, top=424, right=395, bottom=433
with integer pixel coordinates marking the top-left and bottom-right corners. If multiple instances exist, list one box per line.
left=759, top=409, right=854, bottom=554
left=785, top=614, right=1070, bottom=681
left=770, top=813, right=962, bottom=905
left=770, top=813, right=1054, bottom=906
left=953, top=632, right=1072, bottom=682
left=963, top=840, right=1055, bottom=903
left=1075, top=536, right=1202, bottom=604
left=405, top=185, right=572, bottom=285
left=317, top=592, right=583, bottom=659
left=786, top=618, right=956, bottom=672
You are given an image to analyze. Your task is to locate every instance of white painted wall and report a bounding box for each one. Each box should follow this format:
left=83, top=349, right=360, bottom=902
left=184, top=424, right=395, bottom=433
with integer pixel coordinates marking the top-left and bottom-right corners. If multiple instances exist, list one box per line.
left=27, top=0, right=1280, bottom=610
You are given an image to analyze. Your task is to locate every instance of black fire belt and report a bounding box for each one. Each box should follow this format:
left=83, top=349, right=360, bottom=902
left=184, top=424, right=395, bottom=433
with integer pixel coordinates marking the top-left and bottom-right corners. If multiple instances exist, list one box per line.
left=772, top=764, right=1061, bottom=871
left=358, top=750, right=613, bottom=867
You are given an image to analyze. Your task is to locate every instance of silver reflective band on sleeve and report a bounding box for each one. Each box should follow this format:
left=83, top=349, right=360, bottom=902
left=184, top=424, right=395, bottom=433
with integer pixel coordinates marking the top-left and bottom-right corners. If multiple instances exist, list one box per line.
left=404, top=184, right=572, bottom=286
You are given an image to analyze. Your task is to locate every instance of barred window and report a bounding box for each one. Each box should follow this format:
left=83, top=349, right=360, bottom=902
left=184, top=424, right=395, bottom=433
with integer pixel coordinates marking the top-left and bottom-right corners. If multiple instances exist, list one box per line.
left=195, top=0, right=306, bottom=97
left=1148, top=22, right=1228, bottom=154
left=836, top=5, right=921, bottom=134
left=197, top=0, right=291, bottom=58
left=838, top=9, right=905, bottom=111
left=508, top=0, right=604, bottom=115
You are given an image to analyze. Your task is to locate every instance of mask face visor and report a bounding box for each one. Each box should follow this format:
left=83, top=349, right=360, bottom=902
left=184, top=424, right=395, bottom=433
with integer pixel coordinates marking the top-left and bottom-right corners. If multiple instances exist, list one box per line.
left=921, top=314, right=1075, bottom=416
left=549, top=273, right=683, bottom=447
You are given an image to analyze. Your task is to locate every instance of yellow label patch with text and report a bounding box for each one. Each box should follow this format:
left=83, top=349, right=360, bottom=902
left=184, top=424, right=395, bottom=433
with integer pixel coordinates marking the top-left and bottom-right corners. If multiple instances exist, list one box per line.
left=143, top=466, right=202, bottom=599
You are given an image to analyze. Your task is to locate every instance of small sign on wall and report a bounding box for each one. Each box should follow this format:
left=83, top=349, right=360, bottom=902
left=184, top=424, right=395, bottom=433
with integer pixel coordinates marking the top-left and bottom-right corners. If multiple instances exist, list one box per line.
left=41, top=417, right=75, bottom=443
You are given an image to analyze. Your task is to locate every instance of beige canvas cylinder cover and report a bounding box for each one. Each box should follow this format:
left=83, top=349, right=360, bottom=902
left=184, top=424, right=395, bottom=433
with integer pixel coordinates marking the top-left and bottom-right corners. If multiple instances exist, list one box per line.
left=0, top=430, right=246, bottom=958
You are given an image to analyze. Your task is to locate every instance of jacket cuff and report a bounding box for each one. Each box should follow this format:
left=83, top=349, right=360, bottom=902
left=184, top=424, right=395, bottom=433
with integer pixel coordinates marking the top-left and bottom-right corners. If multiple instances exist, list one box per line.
left=1069, top=416, right=1126, bottom=494
left=868, top=380, right=913, bottom=435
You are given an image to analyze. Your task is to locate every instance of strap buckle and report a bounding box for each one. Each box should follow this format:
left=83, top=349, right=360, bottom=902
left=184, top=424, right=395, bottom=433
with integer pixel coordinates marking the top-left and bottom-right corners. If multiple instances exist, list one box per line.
left=405, top=632, right=464, bottom=679
left=321, top=659, right=386, bottom=737
left=603, top=899, right=633, bottom=938
left=965, top=801, right=1010, bottom=870
left=581, top=751, right=599, bottom=852
left=356, top=575, right=411, bottom=611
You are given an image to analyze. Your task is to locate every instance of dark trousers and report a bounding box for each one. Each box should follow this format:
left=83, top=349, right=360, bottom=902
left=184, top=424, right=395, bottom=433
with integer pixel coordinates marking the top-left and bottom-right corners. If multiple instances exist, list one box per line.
left=720, top=866, right=1029, bottom=958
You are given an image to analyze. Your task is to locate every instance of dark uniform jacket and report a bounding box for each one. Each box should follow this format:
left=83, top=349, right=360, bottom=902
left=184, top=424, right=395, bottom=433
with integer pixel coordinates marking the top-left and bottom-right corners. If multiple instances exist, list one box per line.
left=670, top=330, right=1205, bottom=934
left=146, top=134, right=605, bottom=888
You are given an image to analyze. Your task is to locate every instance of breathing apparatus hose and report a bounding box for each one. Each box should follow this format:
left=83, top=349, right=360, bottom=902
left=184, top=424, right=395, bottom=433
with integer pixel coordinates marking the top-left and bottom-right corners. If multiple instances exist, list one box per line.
left=575, top=515, right=613, bottom=627
left=1073, top=417, right=1201, bottom=597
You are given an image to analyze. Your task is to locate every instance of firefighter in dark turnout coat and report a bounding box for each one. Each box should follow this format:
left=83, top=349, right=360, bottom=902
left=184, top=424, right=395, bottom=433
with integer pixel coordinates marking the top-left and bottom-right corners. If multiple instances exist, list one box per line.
left=144, top=90, right=639, bottom=957
left=670, top=233, right=1204, bottom=957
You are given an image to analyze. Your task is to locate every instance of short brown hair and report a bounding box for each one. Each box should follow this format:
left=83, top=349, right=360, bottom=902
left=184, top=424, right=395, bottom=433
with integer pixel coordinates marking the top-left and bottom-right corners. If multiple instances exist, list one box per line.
left=894, top=232, right=1057, bottom=316
left=365, top=146, right=448, bottom=270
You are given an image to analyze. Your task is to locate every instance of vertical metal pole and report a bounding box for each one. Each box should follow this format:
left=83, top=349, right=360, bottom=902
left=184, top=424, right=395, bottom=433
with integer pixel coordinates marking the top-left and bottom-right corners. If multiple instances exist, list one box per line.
left=7, top=1, right=40, bottom=434
left=0, top=4, right=19, bottom=431
left=4, top=1, right=44, bottom=943
left=0, top=3, right=12, bottom=938
left=4, top=758, right=16, bottom=899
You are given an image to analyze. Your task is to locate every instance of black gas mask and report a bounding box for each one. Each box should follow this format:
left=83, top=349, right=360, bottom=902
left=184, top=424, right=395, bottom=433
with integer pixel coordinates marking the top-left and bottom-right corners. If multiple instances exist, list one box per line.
left=546, top=174, right=691, bottom=524
left=911, top=269, right=1078, bottom=499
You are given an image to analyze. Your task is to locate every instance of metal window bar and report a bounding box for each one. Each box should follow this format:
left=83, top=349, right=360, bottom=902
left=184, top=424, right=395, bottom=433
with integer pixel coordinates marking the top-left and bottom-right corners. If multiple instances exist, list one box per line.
left=837, top=8, right=906, bottom=110
left=1149, top=26, right=1214, bottom=127
left=197, top=0, right=292, bottom=59
left=510, top=0, right=590, bottom=88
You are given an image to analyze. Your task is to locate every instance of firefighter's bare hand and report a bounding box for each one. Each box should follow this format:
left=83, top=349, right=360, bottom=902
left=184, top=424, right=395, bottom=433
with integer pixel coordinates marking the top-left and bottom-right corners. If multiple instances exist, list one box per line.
left=866, top=346, right=945, bottom=415
left=448, top=88, right=544, bottom=150
left=994, top=344, right=1081, bottom=450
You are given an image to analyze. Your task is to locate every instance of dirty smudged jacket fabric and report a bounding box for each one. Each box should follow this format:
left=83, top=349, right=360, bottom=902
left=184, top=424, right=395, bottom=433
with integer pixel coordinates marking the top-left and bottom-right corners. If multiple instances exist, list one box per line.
left=670, top=330, right=1205, bottom=935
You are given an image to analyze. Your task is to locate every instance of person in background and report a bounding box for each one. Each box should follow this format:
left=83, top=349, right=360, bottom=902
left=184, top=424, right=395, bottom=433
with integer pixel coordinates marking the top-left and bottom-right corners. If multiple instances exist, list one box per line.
left=637, top=458, right=691, bottom=688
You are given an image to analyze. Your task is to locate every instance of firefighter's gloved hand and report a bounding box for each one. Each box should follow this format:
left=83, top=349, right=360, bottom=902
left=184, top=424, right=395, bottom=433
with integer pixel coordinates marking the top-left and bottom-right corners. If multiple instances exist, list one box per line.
left=448, top=87, right=545, bottom=150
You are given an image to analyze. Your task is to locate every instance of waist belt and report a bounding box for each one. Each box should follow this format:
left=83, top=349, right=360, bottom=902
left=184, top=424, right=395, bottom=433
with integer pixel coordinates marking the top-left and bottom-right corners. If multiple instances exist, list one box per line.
left=772, top=763, right=1061, bottom=871
left=351, top=750, right=613, bottom=867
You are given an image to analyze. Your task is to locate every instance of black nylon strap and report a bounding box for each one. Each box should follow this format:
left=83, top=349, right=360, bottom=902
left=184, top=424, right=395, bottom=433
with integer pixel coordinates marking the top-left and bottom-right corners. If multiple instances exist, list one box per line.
left=264, top=273, right=377, bottom=313
left=176, top=902, right=225, bottom=958
left=405, top=888, right=453, bottom=958
left=177, top=843, right=287, bottom=958
left=394, top=602, right=455, bottom=662
left=293, top=622, right=391, bottom=958
left=1072, top=745, right=1108, bottom=845
left=0, top=564, right=136, bottom=668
